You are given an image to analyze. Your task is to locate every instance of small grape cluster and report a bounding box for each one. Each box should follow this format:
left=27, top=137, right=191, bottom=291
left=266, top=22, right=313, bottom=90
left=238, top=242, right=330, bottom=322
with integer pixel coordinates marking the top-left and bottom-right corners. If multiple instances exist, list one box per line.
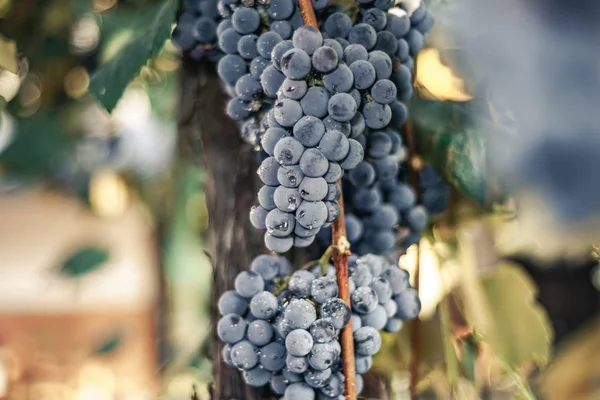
left=172, top=0, right=221, bottom=60
left=217, top=253, right=420, bottom=399
left=215, top=0, right=307, bottom=145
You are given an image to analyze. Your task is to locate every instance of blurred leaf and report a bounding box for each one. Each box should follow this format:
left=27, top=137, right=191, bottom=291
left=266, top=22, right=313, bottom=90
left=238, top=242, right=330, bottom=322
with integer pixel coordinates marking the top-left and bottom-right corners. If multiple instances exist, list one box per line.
left=70, top=0, right=94, bottom=14
left=93, top=332, right=123, bottom=355
left=467, top=261, right=552, bottom=370
left=458, top=335, right=477, bottom=382
left=60, top=246, right=109, bottom=277
left=89, top=0, right=177, bottom=112
left=540, top=317, right=600, bottom=400
left=0, top=35, right=18, bottom=73
left=0, top=112, right=69, bottom=179
left=410, top=99, right=487, bottom=205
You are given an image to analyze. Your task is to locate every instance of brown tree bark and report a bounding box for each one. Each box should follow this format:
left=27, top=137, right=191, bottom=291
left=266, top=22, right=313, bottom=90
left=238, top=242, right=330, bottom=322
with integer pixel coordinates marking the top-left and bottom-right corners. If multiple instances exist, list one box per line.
left=178, top=58, right=277, bottom=400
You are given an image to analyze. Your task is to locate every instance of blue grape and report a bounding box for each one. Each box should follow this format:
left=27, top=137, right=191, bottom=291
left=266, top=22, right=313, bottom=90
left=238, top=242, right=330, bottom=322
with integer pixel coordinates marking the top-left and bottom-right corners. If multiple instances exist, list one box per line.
left=299, top=148, right=329, bottom=177
left=231, top=7, right=260, bottom=34
left=281, top=48, right=312, bottom=79
left=344, top=43, right=369, bottom=65
left=238, top=34, right=259, bottom=59
left=296, top=201, right=328, bottom=229
left=218, top=313, right=248, bottom=344
left=305, top=367, right=332, bottom=388
left=274, top=99, right=304, bottom=128
left=281, top=78, right=308, bottom=100
left=363, top=101, right=392, bottom=129
left=266, top=208, right=295, bottom=237
left=284, top=298, right=317, bottom=329
left=250, top=291, right=279, bottom=319
left=353, top=326, right=382, bottom=356
left=370, top=79, right=397, bottom=104
left=271, top=21, right=292, bottom=39
left=348, top=23, right=377, bottom=51
left=294, top=116, right=326, bottom=147
left=250, top=205, right=269, bottom=230
left=323, top=64, right=354, bottom=94
left=292, top=26, right=323, bottom=55
left=219, top=290, right=248, bottom=316
left=312, top=46, right=339, bottom=73
left=274, top=136, right=305, bottom=165
left=217, top=54, right=247, bottom=84
left=274, top=186, right=302, bottom=212
left=258, top=185, right=277, bottom=210
left=350, top=60, right=376, bottom=90
left=318, top=130, right=349, bottom=161
left=231, top=340, right=259, bottom=369
left=278, top=165, right=305, bottom=188
left=299, top=177, right=328, bottom=201
left=300, top=87, right=330, bottom=118
left=287, top=353, right=310, bottom=373
left=309, top=319, right=336, bottom=343
left=267, top=0, right=295, bottom=20
left=247, top=319, right=274, bottom=346
left=243, top=365, right=272, bottom=386
left=257, top=31, right=283, bottom=58
left=261, top=65, right=286, bottom=97
left=327, top=93, right=357, bottom=122
left=235, top=270, right=265, bottom=298
left=324, top=13, right=352, bottom=39
left=286, top=329, right=314, bottom=357
left=260, top=341, right=287, bottom=371
left=285, top=382, right=315, bottom=400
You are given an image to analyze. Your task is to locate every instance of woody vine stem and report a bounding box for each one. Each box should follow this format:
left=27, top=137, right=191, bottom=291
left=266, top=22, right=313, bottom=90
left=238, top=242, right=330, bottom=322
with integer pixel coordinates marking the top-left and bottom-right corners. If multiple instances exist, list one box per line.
left=296, top=1, right=357, bottom=398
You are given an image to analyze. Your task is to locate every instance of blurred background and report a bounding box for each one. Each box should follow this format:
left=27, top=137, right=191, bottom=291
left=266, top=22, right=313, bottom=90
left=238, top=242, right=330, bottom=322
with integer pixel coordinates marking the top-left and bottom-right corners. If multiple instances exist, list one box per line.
left=0, top=0, right=598, bottom=399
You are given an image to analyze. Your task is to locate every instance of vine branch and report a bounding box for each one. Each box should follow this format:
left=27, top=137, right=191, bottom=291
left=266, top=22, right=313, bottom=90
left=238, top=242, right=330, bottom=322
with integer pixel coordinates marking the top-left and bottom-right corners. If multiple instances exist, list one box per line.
left=331, top=190, right=357, bottom=400
left=403, top=119, right=422, bottom=400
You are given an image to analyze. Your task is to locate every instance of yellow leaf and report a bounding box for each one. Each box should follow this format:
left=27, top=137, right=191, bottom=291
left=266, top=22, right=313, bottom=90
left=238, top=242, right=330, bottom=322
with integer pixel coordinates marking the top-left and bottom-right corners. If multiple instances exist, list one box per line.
left=540, top=318, right=600, bottom=400
left=415, top=48, right=473, bottom=102
left=467, top=261, right=553, bottom=369
left=0, top=35, right=18, bottom=74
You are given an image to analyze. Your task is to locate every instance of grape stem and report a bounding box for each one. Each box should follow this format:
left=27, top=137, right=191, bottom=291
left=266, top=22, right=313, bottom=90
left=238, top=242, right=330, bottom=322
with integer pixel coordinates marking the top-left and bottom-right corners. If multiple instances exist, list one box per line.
left=298, top=0, right=318, bottom=29
left=297, top=0, right=356, bottom=395
left=332, top=190, right=358, bottom=400
left=403, top=118, right=422, bottom=400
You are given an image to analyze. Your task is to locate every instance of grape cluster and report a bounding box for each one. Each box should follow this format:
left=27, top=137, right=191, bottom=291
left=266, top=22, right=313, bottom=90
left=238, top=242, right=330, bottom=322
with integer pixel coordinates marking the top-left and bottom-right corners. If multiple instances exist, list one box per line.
left=172, top=0, right=221, bottom=60
left=217, top=253, right=420, bottom=398
left=249, top=26, right=372, bottom=254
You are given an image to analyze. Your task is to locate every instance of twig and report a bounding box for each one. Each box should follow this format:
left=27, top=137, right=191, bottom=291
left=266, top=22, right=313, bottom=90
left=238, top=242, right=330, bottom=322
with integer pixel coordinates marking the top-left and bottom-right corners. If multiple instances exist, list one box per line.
left=298, top=0, right=318, bottom=28
left=331, top=189, right=357, bottom=400
left=403, top=119, right=422, bottom=400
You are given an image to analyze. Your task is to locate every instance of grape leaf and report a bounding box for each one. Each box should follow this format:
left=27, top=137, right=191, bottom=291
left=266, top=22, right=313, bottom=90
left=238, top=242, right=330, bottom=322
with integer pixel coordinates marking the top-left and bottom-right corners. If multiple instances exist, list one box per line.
left=0, top=112, right=69, bottom=179
left=540, top=318, right=600, bottom=400
left=60, top=246, right=109, bottom=277
left=409, top=99, right=487, bottom=205
left=88, top=0, right=177, bottom=112
left=466, top=261, right=553, bottom=369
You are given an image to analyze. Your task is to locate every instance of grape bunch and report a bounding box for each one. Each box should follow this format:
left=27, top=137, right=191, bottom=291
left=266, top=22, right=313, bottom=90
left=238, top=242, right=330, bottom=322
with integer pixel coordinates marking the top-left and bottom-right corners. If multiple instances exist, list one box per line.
left=172, top=0, right=221, bottom=60
left=249, top=26, right=375, bottom=254
left=217, top=253, right=420, bottom=398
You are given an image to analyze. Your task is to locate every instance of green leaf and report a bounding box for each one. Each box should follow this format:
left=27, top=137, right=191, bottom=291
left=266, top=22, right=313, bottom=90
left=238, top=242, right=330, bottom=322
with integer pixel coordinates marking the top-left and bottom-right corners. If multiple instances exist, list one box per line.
left=60, top=247, right=109, bottom=277
left=471, top=262, right=553, bottom=369
left=93, top=332, right=123, bottom=355
left=409, top=99, right=487, bottom=205
left=88, top=0, right=177, bottom=112
left=0, top=112, right=69, bottom=179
